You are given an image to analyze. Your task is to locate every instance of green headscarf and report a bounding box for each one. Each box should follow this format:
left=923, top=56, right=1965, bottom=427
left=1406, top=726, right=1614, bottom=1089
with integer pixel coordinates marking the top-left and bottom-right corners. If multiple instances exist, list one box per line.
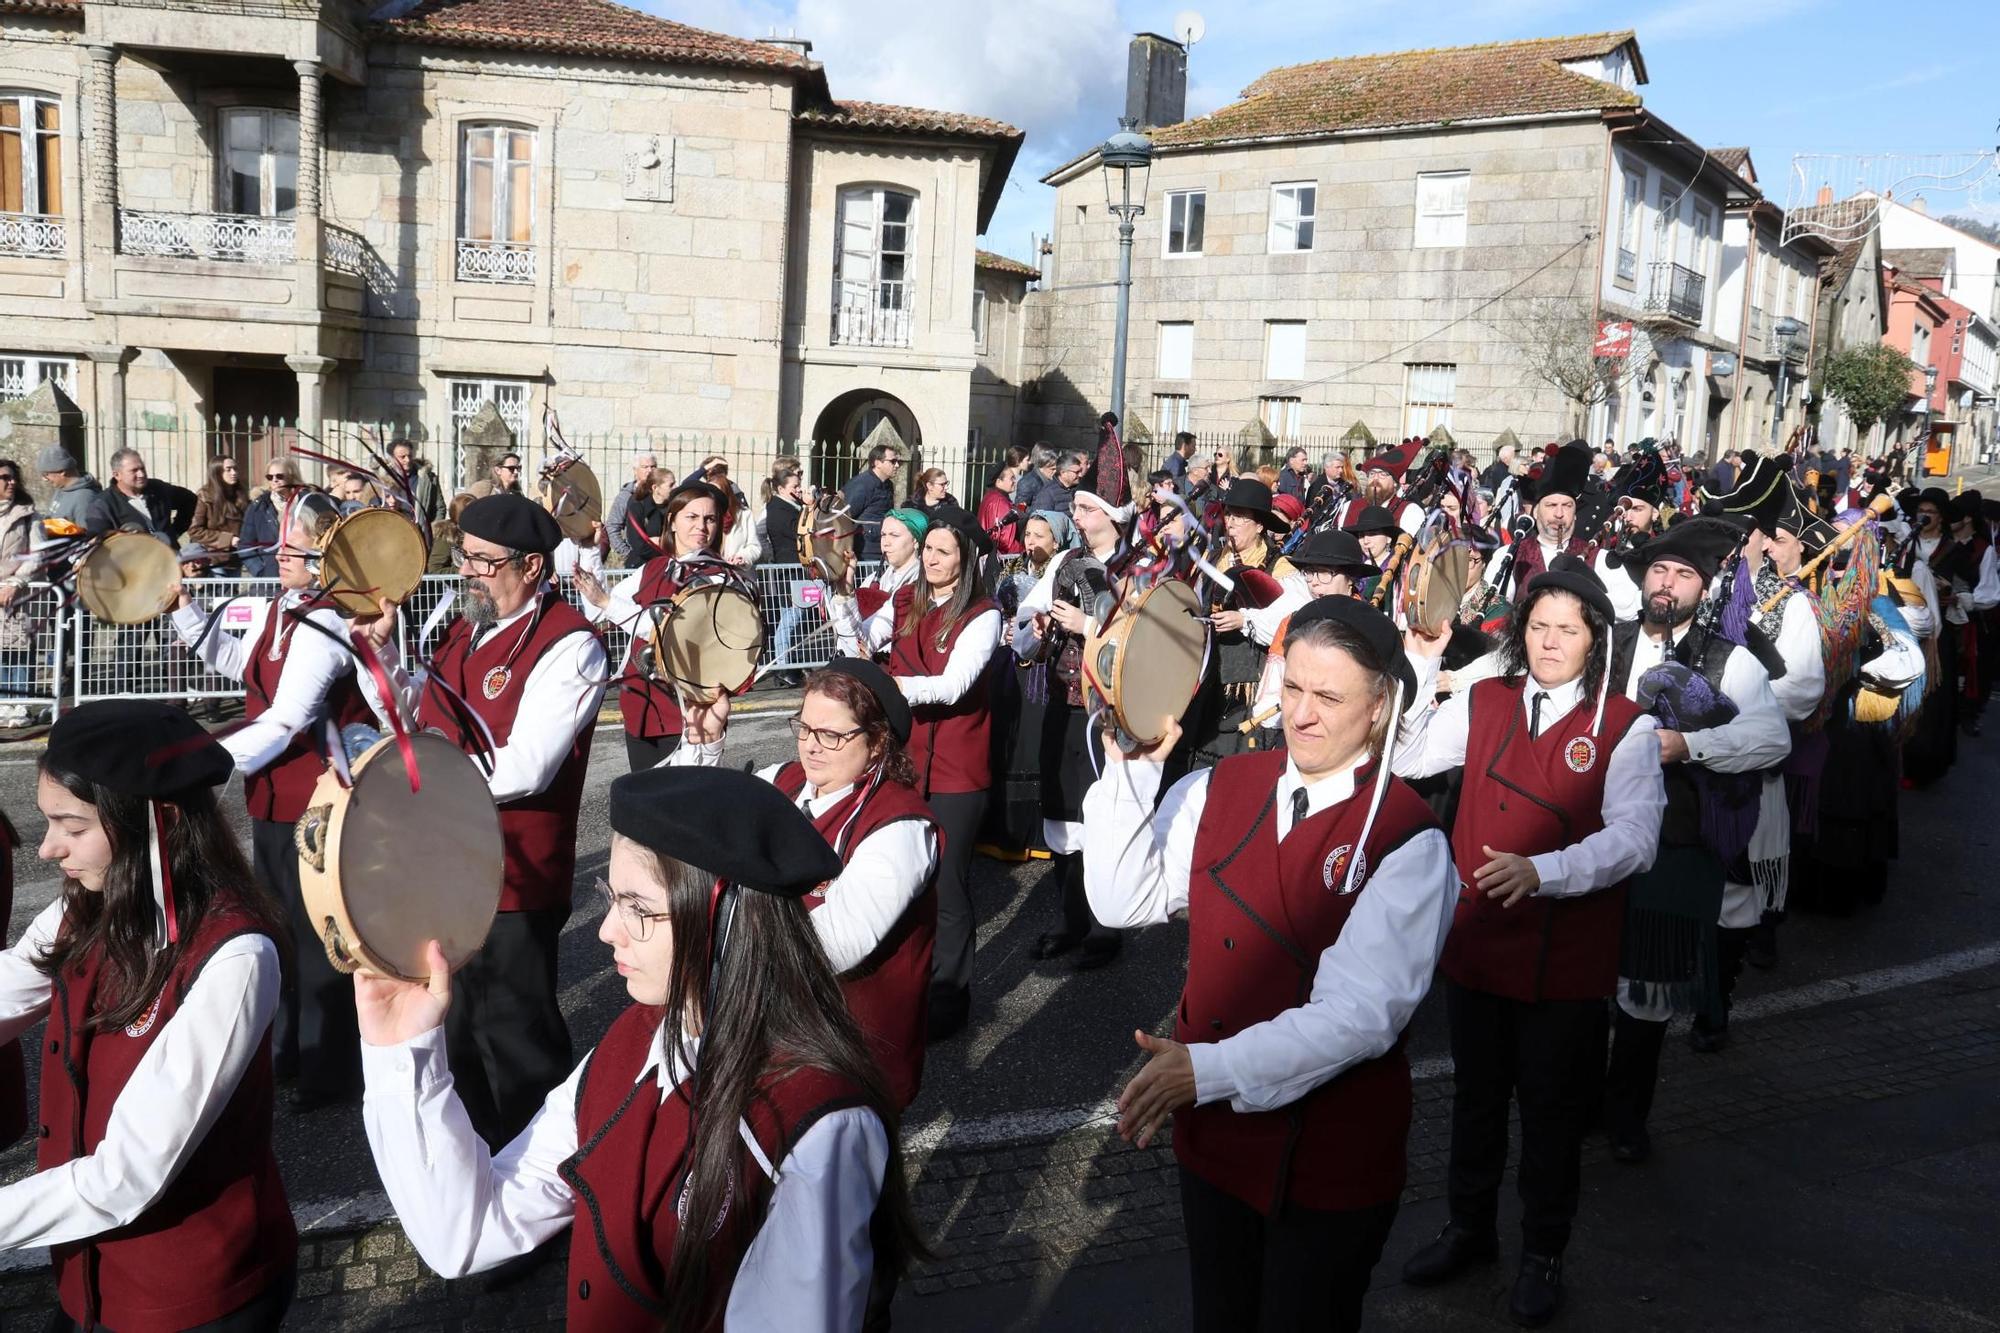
left=883, top=507, right=930, bottom=544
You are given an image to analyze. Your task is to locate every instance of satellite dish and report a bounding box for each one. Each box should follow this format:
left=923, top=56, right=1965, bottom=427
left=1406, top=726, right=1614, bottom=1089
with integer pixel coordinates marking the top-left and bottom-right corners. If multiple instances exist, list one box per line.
left=1174, top=9, right=1205, bottom=46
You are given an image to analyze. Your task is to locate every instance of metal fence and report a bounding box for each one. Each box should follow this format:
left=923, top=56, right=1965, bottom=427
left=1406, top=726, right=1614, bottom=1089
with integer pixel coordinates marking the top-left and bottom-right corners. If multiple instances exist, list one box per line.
left=0, top=585, right=67, bottom=721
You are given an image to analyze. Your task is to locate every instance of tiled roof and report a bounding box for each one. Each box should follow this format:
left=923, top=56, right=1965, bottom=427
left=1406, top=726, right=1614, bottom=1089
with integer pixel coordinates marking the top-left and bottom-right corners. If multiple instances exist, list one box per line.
left=1711, top=146, right=1754, bottom=180
left=1150, top=31, right=1641, bottom=149
left=976, top=249, right=1040, bottom=279
left=0, top=0, right=82, bottom=15
left=371, top=0, right=811, bottom=73
left=1883, top=247, right=1955, bottom=278
left=796, top=99, right=1022, bottom=142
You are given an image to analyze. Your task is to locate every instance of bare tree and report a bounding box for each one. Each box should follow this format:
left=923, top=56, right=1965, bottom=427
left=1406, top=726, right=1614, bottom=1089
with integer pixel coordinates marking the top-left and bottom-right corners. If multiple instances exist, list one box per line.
left=1498, top=297, right=1628, bottom=434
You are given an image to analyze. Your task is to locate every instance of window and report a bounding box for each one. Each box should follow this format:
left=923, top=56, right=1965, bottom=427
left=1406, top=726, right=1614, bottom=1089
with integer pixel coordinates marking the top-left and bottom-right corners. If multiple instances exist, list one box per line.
left=1258, top=396, right=1301, bottom=443
left=0, top=353, right=73, bottom=401
left=1157, top=321, right=1194, bottom=379
left=1655, top=177, right=1682, bottom=263
left=1153, top=393, right=1190, bottom=437
left=967, top=427, right=983, bottom=451
left=834, top=186, right=916, bottom=346
left=1616, top=164, right=1642, bottom=283
left=1269, top=182, right=1316, bottom=252
left=449, top=376, right=530, bottom=445
left=1264, top=321, right=1307, bottom=380
left=1164, top=189, right=1205, bottom=256
left=219, top=108, right=298, bottom=218
left=1401, top=362, right=1457, bottom=436
left=1911, top=325, right=1931, bottom=370
left=1, top=92, right=62, bottom=218
left=458, top=124, right=536, bottom=283
left=1692, top=204, right=1715, bottom=279
left=1414, top=171, right=1468, bottom=248
left=971, top=289, right=989, bottom=351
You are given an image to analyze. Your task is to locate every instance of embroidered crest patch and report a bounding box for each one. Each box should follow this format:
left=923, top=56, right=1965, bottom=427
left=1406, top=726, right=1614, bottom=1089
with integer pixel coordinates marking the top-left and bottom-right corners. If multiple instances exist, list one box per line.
left=123, top=993, right=163, bottom=1039
left=1322, top=845, right=1367, bottom=894
left=1564, top=736, right=1598, bottom=773
left=481, top=666, right=511, bottom=700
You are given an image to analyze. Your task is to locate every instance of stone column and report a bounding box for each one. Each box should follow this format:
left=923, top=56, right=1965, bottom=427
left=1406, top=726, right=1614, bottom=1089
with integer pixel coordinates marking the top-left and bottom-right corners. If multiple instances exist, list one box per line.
left=292, top=59, right=323, bottom=272
left=286, top=354, right=337, bottom=447
left=84, top=347, right=135, bottom=474
left=84, top=45, right=119, bottom=282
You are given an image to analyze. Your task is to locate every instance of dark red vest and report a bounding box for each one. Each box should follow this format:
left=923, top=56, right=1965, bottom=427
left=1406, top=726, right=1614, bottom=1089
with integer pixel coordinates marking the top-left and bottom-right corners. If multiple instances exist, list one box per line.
left=885, top=585, right=995, bottom=796
left=1445, top=676, right=1644, bottom=1002
left=417, top=592, right=597, bottom=913
left=40, top=906, right=294, bottom=1332
left=0, top=814, right=22, bottom=1150
left=241, top=599, right=372, bottom=823
left=559, top=1004, right=874, bottom=1331
left=1341, top=495, right=1412, bottom=530
left=1177, top=749, right=1438, bottom=1215
left=617, top=556, right=687, bottom=739
left=772, top=763, right=938, bottom=1109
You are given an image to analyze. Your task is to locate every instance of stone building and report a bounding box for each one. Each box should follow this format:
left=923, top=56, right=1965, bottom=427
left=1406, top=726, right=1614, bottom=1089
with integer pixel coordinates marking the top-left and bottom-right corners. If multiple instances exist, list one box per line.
left=0, top=0, right=1021, bottom=486
left=968, top=248, right=1036, bottom=462
left=1802, top=224, right=1887, bottom=455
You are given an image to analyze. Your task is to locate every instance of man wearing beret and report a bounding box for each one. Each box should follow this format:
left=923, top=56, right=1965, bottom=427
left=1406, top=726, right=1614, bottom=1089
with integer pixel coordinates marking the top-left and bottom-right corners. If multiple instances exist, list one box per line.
left=1393, top=557, right=1665, bottom=1326
left=358, top=493, right=607, bottom=1146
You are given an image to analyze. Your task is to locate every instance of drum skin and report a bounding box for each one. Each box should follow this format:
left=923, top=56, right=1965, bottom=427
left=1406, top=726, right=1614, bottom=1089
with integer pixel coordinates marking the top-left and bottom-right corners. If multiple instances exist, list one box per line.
left=77, top=532, right=181, bottom=625
left=295, top=732, right=503, bottom=981
left=653, top=581, right=764, bottom=698
left=1406, top=540, right=1471, bottom=635
left=318, top=508, right=427, bottom=618
left=540, top=460, right=603, bottom=542
left=1086, top=580, right=1207, bottom=746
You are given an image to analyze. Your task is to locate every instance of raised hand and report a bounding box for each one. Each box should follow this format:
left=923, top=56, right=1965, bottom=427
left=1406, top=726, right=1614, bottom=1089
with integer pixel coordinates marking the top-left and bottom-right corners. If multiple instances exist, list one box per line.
left=355, top=939, right=452, bottom=1046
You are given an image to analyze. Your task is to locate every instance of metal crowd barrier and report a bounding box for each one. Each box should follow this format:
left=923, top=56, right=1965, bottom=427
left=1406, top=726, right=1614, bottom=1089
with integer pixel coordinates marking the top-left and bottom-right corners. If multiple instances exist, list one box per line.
left=62, top=562, right=875, bottom=712
left=0, top=584, right=65, bottom=723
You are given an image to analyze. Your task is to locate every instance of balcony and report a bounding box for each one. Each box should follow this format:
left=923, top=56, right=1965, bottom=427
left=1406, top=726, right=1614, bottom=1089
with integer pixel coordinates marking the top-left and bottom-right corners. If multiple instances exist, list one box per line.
left=833, top=284, right=913, bottom=349
left=456, top=239, right=536, bottom=285
left=0, top=214, right=65, bottom=259
left=1643, top=261, right=1706, bottom=326
left=120, top=208, right=295, bottom=264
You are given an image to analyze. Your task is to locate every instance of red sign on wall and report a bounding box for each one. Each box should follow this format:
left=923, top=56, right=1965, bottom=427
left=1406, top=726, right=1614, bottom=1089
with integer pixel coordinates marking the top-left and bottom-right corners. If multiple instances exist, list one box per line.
left=1594, top=320, right=1634, bottom=359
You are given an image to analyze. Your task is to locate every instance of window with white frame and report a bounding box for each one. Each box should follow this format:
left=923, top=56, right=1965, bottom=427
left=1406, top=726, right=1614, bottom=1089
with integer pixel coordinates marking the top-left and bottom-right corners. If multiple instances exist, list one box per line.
left=220, top=108, right=298, bottom=218
left=971, top=289, right=989, bottom=351
left=1264, top=321, right=1307, bottom=380
left=1414, top=171, right=1469, bottom=248
left=0, top=353, right=73, bottom=401
left=448, top=376, right=530, bottom=445
left=1692, top=204, right=1715, bottom=280
left=1911, top=324, right=1931, bottom=370
left=834, top=186, right=916, bottom=346
left=1153, top=393, right=1190, bottom=437
left=1157, top=321, right=1194, bottom=379
left=1258, top=396, right=1301, bottom=442
left=1, top=92, right=63, bottom=221
left=1616, top=162, right=1642, bottom=283
left=459, top=124, right=537, bottom=283
left=1269, top=182, right=1316, bottom=252
left=1401, top=362, right=1457, bottom=436
left=1164, top=189, right=1205, bottom=256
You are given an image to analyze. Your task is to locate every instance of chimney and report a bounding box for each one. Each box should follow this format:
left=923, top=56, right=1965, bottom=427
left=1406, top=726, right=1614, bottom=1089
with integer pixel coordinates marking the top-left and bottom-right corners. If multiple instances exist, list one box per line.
left=1911, top=194, right=1929, bottom=216
left=1816, top=184, right=1833, bottom=207
left=1125, top=33, right=1187, bottom=131
left=760, top=28, right=813, bottom=59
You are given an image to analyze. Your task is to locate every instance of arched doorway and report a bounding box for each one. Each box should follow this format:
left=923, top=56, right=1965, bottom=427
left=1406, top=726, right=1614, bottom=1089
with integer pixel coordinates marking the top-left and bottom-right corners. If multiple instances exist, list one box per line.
left=808, top=389, right=923, bottom=497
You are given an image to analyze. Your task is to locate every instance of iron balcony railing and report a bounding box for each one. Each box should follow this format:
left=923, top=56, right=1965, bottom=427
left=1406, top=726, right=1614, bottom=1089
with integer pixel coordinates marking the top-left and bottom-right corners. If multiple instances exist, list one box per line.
left=0, top=212, right=65, bottom=258
left=119, top=209, right=296, bottom=264
left=833, top=283, right=913, bottom=348
left=1644, top=261, right=1706, bottom=325
left=455, top=238, right=536, bottom=285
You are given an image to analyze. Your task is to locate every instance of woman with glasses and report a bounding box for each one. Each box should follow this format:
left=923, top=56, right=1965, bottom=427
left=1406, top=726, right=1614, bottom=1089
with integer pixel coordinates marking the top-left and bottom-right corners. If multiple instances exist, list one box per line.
left=356, top=764, right=922, bottom=1331
left=237, top=461, right=301, bottom=579
left=188, top=456, right=250, bottom=574
left=0, top=461, right=40, bottom=725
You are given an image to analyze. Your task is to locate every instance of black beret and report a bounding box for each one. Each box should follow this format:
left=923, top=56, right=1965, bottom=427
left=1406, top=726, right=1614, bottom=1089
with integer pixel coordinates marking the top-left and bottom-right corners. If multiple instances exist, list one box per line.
left=609, top=767, right=842, bottom=897
left=45, top=700, right=234, bottom=798
left=816, top=656, right=912, bottom=745
left=1918, top=487, right=1952, bottom=513
left=1284, top=595, right=1419, bottom=708
left=458, top=493, right=562, bottom=557
left=1530, top=442, right=1592, bottom=502
left=1290, top=528, right=1379, bottom=575
left=1631, top=515, right=1744, bottom=584
left=1525, top=553, right=1616, bottom=627
left=1347, top=505, right=1402, bottom=538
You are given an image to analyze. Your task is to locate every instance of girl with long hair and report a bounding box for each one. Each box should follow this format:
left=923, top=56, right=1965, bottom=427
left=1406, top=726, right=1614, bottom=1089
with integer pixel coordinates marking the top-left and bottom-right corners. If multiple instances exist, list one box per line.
left=357, top=765, right=922, bottom=1330
left=188, top=454, right=250, bottom=571
left=0, top=701, right=295, bottom=1330
left=0, top=458, right=40, bottom=722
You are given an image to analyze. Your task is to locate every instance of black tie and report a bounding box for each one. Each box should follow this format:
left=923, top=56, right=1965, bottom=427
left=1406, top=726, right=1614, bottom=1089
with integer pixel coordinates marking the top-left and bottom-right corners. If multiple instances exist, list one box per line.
left=1290, top=787, right=1309, bottom=829
left=1530, top=691, right=1549, bottom=738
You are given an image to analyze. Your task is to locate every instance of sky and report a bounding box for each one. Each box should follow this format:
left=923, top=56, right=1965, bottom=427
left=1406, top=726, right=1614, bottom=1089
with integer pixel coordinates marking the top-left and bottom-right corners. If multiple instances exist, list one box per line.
left=652, top=0, right=2000, bottom=264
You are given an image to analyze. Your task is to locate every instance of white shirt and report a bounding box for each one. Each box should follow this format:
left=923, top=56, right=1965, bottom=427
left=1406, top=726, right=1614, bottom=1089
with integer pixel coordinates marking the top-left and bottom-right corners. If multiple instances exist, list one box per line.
left=1395, top=664, right=1665, bottom=898
left=1594, top=551, right=1644, bottom=623
left=1081, top=756, right=1457, bottom=1114
left=360, top=1022, right=885, bottom=1329
left=1010, top=547, right=1111, bottom=659
left=172, top=591, right=356, bottom=777
left=0, top=900, right=279, bottom=1251
left=550, top=540, right=604, bottom=582
left=1618, top=625, right=1792, bottom=773
left=1766, top=587, right=1829, bottom=723
left=856, top=594, right=1000, bottom=708
left=1397, top=503, right=1426, bottom=537
left=360, top=599, right=607, bottom=804
left=1242, top=576, right=1312, bottom=648
left=1973, top=544, right=2000, bottom=613
left=829, top=561, right=921, bottom=659
left=1897, top=554, right=1941, bottom=639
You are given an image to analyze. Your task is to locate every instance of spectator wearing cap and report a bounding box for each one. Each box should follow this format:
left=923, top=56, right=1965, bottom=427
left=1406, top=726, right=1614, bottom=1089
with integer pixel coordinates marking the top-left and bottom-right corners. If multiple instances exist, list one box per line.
left=36, top=445, right=108, bottom=534
left=1083, top=596, right=1457, bottom=1333
left=355, top=493, right=608, bottom=1148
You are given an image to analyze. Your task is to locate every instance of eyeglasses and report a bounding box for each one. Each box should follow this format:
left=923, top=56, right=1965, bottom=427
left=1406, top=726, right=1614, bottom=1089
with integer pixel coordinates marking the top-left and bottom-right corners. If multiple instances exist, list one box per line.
left=788, top=716, right=866, bottom=750
left=266, top=473, right=289, bottom=482
left=0, top=474, right=16, bottom=485
left=594, top=876, right=670, bottom=942
left=451, top=545, right=515, bottom=575
left=497, top=463, right=521, bottom=474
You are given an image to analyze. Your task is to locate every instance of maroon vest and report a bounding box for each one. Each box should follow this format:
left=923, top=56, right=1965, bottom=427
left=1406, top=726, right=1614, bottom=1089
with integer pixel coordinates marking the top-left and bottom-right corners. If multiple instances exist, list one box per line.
left=416, top=592, right=597, bottom=913
left=617, top=556, right=687, bottom=739
left=40, top=906, right=294, bottom=1332
left=1177, top=749, right=1437, bottom=1215
left=772, top=763, right=938, bottom=1109
left=241, top=599, right=372, bottom=823
left=559, top=1004, right=874, bottom=1331
left=885, top=585, right=995, bottom=796
left=0, top=815, right=22, bottom=1151
left=1445, top=676, right=1644, bottom=1002
left=1507, top=534, right=1589, bottom=595
left=1341, top=495, right=1412, bottom=530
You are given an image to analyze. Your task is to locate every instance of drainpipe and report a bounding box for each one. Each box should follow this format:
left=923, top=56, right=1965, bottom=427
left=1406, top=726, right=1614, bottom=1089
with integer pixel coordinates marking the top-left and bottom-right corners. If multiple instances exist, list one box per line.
left=1731, top=212, right=1758, bottom=456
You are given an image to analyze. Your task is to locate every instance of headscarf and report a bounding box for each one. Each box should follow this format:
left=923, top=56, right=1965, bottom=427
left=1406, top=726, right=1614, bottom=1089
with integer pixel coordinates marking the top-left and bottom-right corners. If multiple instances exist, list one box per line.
left=1029, top=509, right=1078, bottom=550
left=883, top=507, right=930, bottom=546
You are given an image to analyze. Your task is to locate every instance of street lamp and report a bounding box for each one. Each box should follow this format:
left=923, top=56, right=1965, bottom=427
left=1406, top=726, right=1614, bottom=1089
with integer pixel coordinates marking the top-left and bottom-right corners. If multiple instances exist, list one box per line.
left=1098, top=121, right=1153, bottom=437
left=1769, top=316, right=1805, bottom=449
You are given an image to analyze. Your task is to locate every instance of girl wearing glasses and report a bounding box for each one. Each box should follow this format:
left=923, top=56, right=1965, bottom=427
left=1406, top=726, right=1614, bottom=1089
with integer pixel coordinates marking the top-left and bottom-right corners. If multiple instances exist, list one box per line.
left=0, top=459, right=40, bottom=724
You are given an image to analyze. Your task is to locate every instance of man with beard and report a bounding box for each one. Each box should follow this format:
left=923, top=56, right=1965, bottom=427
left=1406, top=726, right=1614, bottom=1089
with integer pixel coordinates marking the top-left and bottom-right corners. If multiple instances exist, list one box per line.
left=1508, top=443, right=1592, bottom=597
left=356, top=494, right=607, bottom=1146
left=1342, top=442, right=1425, bottom=536
left=1599, top=517, right=1789, bottom=1163
left=1593, top=442, right=1671, bottom=622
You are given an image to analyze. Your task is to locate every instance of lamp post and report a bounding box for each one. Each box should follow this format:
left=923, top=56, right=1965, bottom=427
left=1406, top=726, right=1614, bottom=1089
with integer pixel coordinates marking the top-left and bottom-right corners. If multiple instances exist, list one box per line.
left=1098, top=122, right=1152, bottom=436
left=1770, top=316, right=1804, bottom=449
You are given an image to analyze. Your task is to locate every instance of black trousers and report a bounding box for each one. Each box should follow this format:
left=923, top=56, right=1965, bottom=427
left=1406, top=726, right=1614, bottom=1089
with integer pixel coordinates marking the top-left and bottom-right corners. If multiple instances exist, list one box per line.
left=253, top=818, right=358, bottom=1096
left=624, top=731, right=680, bottom=773
left=1179, top=1168, right=1398, bottom=1333
left=1604, top=1007, right=1668, bottom=1136
left=49, top=1266, right=295, bottom=1332
left=1048, top=852, right=1119, bottom=949
left=1444, top=980, right=1607, bottom=1256
left=445, top=908, right=573, bottom=1148
left=927, top=790, right=986, bottom=992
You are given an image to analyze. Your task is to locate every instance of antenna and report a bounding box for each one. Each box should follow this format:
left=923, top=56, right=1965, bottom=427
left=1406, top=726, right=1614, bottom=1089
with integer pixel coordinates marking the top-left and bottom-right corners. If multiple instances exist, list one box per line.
left=1174, top=9, right=1205, bottom=47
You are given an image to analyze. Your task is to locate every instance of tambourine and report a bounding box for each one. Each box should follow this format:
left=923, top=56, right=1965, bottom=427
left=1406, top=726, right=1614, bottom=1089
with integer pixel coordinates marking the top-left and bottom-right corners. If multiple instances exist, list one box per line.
left=539, top=457, right=603, bottom=543
left=317, top=507, right=427, bottom=619
left=1404, top=534, right=1472, bottom=635
left=295, top=731, right=503, bottom=981
left=640, top=572, right=765, bottom=701
left=1083, top=579, right=1208, bottom=746
left=76, top=531, right=181, bottom=625
left=805, top=511, right=859, bottom=584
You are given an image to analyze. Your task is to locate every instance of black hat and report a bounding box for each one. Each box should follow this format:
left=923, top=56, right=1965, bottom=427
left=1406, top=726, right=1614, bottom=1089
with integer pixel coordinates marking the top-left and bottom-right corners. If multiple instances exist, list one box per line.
left=1631, top=515, right=1744, bottom=584
left=458, top=493, right=563, bottom=557
left=1347, top=505, right=1402, bottom=539
left=1289, top=528, right=1379, bottom=575
left=1218, top=478, right=1289, bottom=533
left=817, top=656, right=912, bottom=745
left=1607, top=446, right=1668, bottom=508
left=1285, top=595, right=1418, bottom=706
left=608, top=767, right=842, bottom=897
left=1529, top=442, right=1592, bottom=503
left=1525, top=553, right=1616, bottom=626
left=1702, top=451, right=1790, bottom=534
left=45, top=700, right=234, bottom=797
left=1948, top=493, right=1983, bottom=524
left=1917, top=487, right=1952, bottom=515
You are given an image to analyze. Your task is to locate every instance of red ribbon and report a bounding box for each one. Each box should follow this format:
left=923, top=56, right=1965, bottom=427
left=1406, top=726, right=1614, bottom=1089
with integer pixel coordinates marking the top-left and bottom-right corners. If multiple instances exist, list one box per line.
left=348, top=630, right=422, bottom=794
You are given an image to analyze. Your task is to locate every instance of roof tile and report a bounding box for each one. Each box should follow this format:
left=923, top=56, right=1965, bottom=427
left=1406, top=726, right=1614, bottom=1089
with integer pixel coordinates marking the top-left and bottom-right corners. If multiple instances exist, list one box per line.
left=0, top=0, right=83, bottom=15
left=797, top=99, right=1021, bottom=142
left=976, top=249, right=1040, bottom=279
left=373, top=0, right=810, bottom=72
left=1883, top=247, right=1955, bottom=278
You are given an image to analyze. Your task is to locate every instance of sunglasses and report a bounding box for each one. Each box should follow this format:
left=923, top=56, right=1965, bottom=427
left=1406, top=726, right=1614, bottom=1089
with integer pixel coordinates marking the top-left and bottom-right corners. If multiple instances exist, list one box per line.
left=498, top=463, right=521, bottom=473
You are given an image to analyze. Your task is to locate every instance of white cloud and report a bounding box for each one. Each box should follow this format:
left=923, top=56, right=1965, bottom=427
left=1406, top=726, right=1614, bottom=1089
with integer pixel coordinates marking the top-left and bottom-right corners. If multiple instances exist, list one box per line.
left=1635, top=0, right=1819, bottom=42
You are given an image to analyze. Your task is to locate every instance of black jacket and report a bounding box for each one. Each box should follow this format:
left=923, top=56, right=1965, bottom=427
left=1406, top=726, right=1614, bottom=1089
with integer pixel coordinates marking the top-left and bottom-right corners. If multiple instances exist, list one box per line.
left=96, top=478, right=197, bottom=545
